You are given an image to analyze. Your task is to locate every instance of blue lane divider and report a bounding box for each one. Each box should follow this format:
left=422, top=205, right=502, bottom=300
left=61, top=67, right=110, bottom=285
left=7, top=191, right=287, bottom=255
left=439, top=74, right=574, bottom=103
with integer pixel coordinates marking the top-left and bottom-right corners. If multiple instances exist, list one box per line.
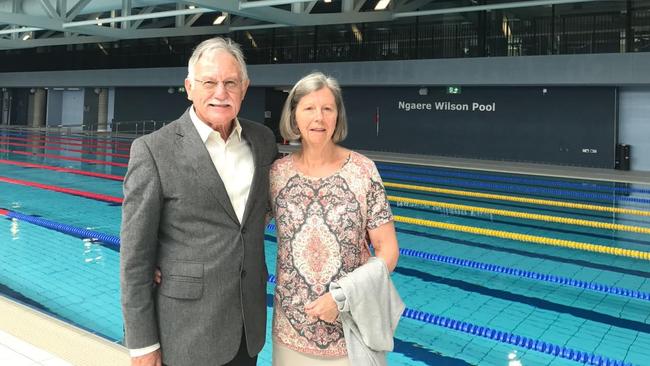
left=7, top=209, right=645, bottom=304
left=399, top=308, right=635, bottom=366
left=1, top=210, right=638, bottom=364
left=265, top=273, right=633, bottom=366
left=4, top=210, right=120, bottom=249
left=376, top=163, right=650, bottom=195
left=265, top=226, right=649, bottom=302
left=380, top=171, right=650, bottom=205
left=399, top=247, right=650, bottom=302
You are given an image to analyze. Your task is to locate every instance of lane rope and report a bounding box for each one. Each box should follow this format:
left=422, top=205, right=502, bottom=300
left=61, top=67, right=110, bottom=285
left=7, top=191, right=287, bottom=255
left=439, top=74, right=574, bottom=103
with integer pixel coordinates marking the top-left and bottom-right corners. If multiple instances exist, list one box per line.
left=377, top=162, right=650, bottom=195
left=381, top=171, right=650, bottom=205
left=0, top=148, right=129, bottom=167
left=0, top=159, right=123, bottom=181
left=389, top=195, right=650, bottom=234
left=0, top=209, right=638, bottom=365
left=0, top=176, right=123, bottom=204
left=394, top=215, right=650, bottom=261
left=385, top=182, right=650, bottom=217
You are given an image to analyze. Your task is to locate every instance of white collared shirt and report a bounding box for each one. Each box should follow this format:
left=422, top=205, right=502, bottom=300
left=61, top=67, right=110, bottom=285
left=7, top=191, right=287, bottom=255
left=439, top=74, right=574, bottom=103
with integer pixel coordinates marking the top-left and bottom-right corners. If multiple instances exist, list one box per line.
left=129, top=108, right=255, bottom=358
left=189, top=107, right=255, bottom=224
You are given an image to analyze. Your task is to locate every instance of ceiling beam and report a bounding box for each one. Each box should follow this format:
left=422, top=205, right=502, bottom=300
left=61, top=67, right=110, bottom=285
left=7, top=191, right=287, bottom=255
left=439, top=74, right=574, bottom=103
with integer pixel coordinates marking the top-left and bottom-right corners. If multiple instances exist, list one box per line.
left=62, top=7, right=216, bottom=28
left=66, top=0, right=93, bottom=21
left=39, top=0, right=60, bottom=19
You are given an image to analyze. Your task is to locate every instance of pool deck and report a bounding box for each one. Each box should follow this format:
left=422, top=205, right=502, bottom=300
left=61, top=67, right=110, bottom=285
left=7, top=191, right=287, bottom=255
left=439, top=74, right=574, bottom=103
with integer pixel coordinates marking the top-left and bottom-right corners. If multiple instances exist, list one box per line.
left=279, top=145, right=650, bottom=185
left=0, top=296, right=129, bottom=366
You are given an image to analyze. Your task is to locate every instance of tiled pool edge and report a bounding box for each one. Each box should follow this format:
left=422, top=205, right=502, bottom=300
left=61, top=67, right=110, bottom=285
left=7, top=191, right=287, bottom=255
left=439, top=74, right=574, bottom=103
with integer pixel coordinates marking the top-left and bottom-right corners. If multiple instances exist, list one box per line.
left=0, top=294, right=129, bottom=366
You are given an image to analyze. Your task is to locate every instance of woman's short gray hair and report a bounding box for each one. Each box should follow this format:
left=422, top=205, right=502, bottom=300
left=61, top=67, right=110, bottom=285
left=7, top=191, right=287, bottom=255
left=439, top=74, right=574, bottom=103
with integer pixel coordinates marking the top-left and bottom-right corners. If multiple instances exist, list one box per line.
left=279, top=72, right=348, bottom=143
left=187, top=37, right=248, bottom=84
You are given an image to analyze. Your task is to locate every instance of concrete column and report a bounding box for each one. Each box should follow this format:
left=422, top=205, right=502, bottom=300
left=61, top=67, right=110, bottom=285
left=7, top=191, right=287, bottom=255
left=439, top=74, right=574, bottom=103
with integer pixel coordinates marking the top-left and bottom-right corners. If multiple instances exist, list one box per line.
left=30, top=88, right=46, bottom=128
left=1, top=89, right=10, bottom=125
left=97, top=88, right=108, bottom=131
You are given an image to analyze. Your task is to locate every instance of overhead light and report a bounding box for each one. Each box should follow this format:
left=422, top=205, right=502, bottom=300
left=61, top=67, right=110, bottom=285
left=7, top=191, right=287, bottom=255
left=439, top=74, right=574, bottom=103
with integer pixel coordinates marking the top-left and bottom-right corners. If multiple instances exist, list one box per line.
left=375, top=0, right=390, bottom=10
left=22, top=33, right=31, bottom=41
left=245, top=31, right=257, bottom=48
left=213, top=12, right=228, bottom=25
left=96, top=17, right=103, bottom=26
left=97, top=43, right=109, bottom=55
left=188, top=5, right=196, bottom=9
left=324, top=0, right=332, bottom=3
left=351, top=24, right=362, bottom=42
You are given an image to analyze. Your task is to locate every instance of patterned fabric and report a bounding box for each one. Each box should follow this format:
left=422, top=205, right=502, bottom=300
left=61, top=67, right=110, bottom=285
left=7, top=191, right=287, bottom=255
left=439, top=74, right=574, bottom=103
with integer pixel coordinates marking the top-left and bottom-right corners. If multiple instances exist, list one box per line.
left=270, top=151, right=393, bottom=357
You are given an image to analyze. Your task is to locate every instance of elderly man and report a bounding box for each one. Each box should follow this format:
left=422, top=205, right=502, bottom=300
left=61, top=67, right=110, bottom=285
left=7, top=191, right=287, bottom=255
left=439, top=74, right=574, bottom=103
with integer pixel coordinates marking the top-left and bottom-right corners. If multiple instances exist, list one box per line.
left=120, top=37, right=278, bottom=366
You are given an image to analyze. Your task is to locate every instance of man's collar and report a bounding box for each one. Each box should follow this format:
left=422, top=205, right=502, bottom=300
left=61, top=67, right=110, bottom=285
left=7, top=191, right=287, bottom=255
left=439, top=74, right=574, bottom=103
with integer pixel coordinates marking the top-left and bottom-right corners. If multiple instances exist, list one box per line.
left=189, top=106, right=242, bottom=143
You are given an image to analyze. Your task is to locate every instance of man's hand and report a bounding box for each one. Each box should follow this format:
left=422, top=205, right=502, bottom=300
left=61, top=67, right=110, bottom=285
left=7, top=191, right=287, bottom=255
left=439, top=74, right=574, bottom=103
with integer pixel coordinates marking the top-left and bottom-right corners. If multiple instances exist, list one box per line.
left=305, top=293, right=339, bottom=323
left=132, top=349, right=162, bottom=366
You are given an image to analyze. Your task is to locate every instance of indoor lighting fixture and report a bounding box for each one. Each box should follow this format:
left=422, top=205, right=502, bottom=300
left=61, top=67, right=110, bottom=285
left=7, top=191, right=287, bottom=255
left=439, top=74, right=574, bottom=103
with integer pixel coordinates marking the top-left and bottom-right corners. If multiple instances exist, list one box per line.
left=213, top=12, right=228, bottom=25
left=22, top=33, right=30, bottom=40
left=188, top=5, right=196, bottom=9
left=375, top=0, right=390, bottom=10
left=324, top=0, right=332, bottom=3
left=351, top=24, right=362, bottom=42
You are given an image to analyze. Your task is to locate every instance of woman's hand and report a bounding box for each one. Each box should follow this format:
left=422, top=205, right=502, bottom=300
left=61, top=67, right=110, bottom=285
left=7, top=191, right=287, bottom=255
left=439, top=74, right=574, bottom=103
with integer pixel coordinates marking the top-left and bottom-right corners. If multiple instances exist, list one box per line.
left=153, top=268, right=162, bottom=286
left=305, top=293, right=339, bottom=323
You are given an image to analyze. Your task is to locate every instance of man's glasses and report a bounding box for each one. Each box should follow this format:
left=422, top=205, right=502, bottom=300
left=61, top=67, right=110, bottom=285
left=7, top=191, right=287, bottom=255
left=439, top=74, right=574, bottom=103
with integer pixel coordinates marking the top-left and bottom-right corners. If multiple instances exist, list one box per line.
left=194, top=79, right=241, bottom=92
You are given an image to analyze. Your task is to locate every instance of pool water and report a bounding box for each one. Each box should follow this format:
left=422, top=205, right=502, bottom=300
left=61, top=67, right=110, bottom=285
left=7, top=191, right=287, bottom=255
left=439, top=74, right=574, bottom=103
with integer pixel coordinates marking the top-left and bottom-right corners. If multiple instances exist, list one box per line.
left=1, top=129, right=649, bottom=366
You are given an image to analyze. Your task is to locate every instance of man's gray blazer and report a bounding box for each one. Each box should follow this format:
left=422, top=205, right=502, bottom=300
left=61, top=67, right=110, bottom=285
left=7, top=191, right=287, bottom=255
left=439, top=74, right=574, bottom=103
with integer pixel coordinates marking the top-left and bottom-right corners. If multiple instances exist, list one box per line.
left=120, top=109, right=278, bottom=366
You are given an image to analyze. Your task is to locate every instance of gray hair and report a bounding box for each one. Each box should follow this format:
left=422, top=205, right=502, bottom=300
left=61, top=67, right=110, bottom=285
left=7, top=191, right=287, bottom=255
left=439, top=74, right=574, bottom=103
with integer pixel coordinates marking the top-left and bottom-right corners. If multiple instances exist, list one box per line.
left=279, top=72, right=348, bottom=143
left=187, top=37, right=248, bottom=84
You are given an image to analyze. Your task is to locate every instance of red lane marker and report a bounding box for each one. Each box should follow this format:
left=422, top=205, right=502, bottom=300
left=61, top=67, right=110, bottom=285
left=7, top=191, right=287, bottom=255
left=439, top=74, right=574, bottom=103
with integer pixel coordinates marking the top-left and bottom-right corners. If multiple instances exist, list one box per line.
left=0, top=148, right=129, bottom=167
left=4, top=132, right=133, bottom=149
left=0, top=159, right=124, bottom=181
left=0, top=176, right=123, bottom=204
left=0, top=141, right=130, bottom=159
left=0, top=208, right=8, bottom=216
left=35, top=134, right=132, bottom=148
left=0, top=136, right=131, bottom=153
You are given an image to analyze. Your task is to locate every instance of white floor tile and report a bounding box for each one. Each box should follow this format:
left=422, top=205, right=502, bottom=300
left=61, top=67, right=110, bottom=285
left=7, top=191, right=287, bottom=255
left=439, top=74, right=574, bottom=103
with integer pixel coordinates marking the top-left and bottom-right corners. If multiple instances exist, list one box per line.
left=39, top=357, right=73, bottom=366
left=0, top=330, right=70, bottom=365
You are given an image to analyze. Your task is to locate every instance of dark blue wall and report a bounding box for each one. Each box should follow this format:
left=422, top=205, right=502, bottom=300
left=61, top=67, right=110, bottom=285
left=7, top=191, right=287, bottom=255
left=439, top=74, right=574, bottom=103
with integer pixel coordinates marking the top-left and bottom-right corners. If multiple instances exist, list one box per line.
left=341, top=86, right=617, bottom=168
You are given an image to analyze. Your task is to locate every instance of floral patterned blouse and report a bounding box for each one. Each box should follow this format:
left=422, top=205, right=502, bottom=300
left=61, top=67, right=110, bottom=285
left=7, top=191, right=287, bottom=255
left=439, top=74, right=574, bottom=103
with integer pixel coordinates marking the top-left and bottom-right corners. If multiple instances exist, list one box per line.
left=269, top=151, right=393, bottom=357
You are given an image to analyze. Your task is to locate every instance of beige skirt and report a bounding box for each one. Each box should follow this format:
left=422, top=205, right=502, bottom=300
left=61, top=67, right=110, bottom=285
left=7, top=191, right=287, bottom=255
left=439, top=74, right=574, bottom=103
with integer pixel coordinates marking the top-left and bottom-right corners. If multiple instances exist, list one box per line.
left=272, top=341, right=350, bottom=366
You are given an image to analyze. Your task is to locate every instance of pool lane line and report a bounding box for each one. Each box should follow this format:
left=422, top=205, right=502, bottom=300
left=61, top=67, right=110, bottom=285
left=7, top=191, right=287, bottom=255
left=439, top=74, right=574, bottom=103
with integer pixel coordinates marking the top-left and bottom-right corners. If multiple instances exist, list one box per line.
left=377, top=162, right=650, bottom=195
left=3, top=173, right=646, bottom=261
left=0, top=136, right=132, bottom=153
left=264, top=275, right=634, bottom=366
left=275, top=230, right=650, bottom=302
left=7, top=207, right=647, bottom=304
left=0, top=207, right=636, bottom=366
left=0, top=176, right=123, bottom=204
left=389, top=195, right=650, bottom=235
left=263, top=227, right=650, bottom=302
left=0, top=159, right=123, bottom=181
left=385, top=182, right=650, bottom=217
left=0, top=141, right=130, bottom=159
left=394, top=215, right=650, bottom=261
left=398, top=247, right=650, bottom=301
left=381, top=172, right=650, bottom=205
left=0, top=209, right=120, bottom=248
left=1, top=131, right=133, bottom=148
left=0, top=148, right=129, bottom=168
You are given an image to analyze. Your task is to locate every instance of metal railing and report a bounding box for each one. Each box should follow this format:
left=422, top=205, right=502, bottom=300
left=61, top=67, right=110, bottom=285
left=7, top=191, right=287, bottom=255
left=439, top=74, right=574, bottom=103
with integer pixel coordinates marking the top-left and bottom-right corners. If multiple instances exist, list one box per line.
left=112, top=120, right=170, bottom=136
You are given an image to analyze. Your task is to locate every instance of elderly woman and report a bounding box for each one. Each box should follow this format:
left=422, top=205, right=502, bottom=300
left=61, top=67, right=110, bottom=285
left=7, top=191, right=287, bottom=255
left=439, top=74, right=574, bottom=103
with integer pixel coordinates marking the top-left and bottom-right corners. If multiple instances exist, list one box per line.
left=270, top=72, right=400, bottom=366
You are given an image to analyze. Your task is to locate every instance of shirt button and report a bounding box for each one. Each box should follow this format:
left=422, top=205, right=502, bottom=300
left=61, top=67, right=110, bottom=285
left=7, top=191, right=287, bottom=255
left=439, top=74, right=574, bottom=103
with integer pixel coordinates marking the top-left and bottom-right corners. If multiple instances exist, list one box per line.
left=241, top=270, right=247, bottom=278
left=241, top=227, right=247, bottom=234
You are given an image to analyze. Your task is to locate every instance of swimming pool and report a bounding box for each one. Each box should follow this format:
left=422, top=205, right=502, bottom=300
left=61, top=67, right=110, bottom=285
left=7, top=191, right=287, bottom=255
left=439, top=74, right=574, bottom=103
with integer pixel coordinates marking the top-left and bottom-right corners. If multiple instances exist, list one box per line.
left=1, top=128, right=648, bottom=366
